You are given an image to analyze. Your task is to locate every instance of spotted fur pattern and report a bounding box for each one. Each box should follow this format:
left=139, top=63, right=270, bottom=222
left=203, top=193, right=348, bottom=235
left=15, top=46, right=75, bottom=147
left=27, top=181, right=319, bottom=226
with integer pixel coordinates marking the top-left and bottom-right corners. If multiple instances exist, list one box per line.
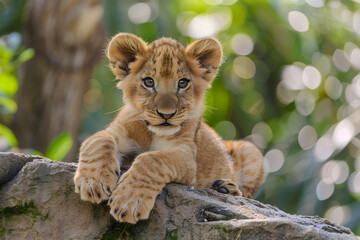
left=74, top=33, right=264, bottom=224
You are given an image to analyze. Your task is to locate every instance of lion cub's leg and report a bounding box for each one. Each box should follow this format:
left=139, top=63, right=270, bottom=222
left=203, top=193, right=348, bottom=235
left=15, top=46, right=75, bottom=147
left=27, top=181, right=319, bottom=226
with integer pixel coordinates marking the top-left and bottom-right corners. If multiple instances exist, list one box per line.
left=74, top=130, right=120, bottom=204
left=224, top=140, right=264, bottom=198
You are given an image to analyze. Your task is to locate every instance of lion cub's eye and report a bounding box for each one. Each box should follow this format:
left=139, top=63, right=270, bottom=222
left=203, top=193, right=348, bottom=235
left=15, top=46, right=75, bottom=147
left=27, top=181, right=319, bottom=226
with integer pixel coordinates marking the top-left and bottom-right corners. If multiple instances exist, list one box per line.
left=178, top=78, right=190, bottom=89
left=142, top=77, right=154, bottom=88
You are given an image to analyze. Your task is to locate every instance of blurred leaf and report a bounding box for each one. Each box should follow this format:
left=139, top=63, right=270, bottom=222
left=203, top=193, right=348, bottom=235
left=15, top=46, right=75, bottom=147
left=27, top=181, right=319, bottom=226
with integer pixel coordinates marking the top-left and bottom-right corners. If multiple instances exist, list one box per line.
left=0, top=96, right=17, bottom=114
left=0, top=0, right=27, bottom=35
left=46, top=132, right=73, bottom=161
left=0, top=73, right=18, bottom=95
left=0, top=123, right=18, bottom=147
left=18, top=48, right=34, bottom=62
left=0, top=44, right=13, bottom=66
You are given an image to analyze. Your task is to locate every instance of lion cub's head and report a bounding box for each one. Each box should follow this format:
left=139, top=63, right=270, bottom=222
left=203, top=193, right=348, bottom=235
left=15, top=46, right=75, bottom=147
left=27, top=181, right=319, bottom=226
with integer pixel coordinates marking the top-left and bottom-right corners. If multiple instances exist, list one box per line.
left=107, top=33, right=222, bottom=136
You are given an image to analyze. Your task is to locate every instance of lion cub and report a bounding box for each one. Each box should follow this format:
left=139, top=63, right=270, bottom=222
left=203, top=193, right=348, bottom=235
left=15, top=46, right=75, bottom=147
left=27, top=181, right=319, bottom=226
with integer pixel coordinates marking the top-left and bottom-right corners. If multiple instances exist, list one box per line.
left=74, top=33, right=264, bottom=224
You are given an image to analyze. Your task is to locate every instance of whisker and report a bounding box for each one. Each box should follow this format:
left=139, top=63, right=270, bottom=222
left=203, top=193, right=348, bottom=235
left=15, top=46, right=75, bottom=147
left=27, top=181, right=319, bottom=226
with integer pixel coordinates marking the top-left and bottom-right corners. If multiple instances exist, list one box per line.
left=106, top=106, right=125, bottom=115
left=204, top=104, right=217, bottom=110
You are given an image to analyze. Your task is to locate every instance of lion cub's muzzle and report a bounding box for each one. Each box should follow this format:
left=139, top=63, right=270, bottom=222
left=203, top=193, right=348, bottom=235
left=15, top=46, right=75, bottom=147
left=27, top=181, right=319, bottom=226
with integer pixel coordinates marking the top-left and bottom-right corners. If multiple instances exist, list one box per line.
left=144, top=108, right=186, bottom=126
left=156, top=109, right=177, bottom=123
left=146, top=108, right=186, bottom=135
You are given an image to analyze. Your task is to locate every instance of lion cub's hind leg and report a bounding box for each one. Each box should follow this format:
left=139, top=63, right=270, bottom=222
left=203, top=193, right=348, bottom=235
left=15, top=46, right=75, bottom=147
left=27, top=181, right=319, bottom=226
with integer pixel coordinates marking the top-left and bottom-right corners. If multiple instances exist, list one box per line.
left=224, top=140, right=264, bottom=199
left=210, top=179, right=242, bottom=196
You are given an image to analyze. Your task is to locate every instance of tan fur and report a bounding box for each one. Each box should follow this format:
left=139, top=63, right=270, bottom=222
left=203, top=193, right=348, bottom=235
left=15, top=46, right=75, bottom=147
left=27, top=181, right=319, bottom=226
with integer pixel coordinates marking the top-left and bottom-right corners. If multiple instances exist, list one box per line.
left=74, top=33, right=264, bottom=224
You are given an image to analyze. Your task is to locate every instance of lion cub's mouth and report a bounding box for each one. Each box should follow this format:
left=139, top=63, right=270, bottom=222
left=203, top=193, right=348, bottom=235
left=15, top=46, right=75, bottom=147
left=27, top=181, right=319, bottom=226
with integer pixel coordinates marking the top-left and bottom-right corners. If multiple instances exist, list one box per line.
left=144, top=120, right=175, bottom=127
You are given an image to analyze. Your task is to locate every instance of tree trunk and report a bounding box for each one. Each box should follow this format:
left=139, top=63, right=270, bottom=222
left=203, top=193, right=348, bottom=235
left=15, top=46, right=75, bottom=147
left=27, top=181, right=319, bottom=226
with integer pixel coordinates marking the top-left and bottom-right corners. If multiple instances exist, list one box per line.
left=11, top=0, right=105, bottom=161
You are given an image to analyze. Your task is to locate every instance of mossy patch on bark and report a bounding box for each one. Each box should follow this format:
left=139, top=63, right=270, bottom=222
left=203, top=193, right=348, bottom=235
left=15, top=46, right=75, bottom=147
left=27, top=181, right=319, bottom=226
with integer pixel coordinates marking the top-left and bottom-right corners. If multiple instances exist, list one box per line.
left=0, top=201, right=40, bottom=218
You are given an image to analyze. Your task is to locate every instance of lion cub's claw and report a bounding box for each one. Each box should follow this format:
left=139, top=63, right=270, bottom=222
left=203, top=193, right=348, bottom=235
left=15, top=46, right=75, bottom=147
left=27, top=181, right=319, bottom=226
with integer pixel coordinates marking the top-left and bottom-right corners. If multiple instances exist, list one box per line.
left=108, top=174, right=157, bottom=224
left=74, top=164, right=120, bottom=204
left=211, top=179, right=242, bottom=197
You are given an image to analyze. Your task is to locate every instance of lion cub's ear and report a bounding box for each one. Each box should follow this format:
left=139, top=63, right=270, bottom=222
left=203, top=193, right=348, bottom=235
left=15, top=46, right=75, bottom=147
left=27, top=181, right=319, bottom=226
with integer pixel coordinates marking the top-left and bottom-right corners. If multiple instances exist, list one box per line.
left=185, top=38, right=222, bottom=83
left=107, top=33, right=147, bottom=81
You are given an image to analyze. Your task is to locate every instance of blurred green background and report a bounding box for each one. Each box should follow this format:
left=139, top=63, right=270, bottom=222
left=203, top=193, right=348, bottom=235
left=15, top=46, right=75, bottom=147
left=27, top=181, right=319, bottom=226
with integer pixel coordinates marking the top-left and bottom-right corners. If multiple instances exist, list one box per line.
left=1, top=0, right=360, bottom=234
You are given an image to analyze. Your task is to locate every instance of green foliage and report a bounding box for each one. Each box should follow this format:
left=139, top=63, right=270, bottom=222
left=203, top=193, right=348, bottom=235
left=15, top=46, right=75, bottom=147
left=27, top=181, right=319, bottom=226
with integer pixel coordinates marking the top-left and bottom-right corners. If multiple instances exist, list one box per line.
left=0, top=41, right=33, bottom=116
left=0, top=0, right=27, bottom=35
left=45, top=132, right=73, bottom=161
left=0, top=40, right=33, bottom=147
left=0, top=123, right=17, bottom=147
left=0, top=43, right=21, bottom=116
left=0, top=73, right=18, bottom=96
left=17, top=48, right=35, bottom=63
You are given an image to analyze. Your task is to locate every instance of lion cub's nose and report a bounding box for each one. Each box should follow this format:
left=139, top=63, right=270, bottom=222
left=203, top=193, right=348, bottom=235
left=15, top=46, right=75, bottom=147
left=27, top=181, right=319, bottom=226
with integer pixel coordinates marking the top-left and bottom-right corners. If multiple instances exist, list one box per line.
left=156, top=110, right=176, bottom=120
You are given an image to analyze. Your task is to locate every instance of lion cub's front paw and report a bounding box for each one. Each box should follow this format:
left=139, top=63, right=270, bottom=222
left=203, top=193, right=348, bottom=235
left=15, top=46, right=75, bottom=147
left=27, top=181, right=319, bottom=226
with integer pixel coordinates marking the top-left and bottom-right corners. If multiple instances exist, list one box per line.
left=74, top=159, right=120, bottom=204
left=211, top=179, right=242, bottom=197
left=108, top=173, right=158, bottom=224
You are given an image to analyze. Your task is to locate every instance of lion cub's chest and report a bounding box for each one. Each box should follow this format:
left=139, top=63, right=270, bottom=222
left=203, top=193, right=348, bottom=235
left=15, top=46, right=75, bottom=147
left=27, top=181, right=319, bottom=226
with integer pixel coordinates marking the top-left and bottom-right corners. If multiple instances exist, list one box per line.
left=149, top=136, right=179, bottom=151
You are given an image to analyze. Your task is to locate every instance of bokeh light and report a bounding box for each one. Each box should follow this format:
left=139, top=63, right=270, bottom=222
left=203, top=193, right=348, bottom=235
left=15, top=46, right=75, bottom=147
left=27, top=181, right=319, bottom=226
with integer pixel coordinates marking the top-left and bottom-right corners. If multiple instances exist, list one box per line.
left=187, top=11, right=231, bottom=39
left=264, top=149, right=284, bottom=173
left=298, top=125, right=317, bottom=150
left=288, top=11, right=309, bottom=32
left=128, top=3, right=155, bottom=24
left=325, top=205, right=350, bottom=225
left=346, top=74, right=360, bottom=108
left=350, top=48, right=360, bottom=69
left=295, top=90, right=315, bottom=116
left=281, top=65, right=304, bottom=90
left=302, top=66, right=321, bottom=90
left=305, top=0, right=324, bottom=8
left=252, top=122, right=273, bottom=142
left=321, top=160, right=349, bottom=184
left=202, top=0, right=238, bottom=5
left=233, top=56, right=256, bottom=79
left=314, top=135, right=335, bottom=161
left=231, top=33, right=254, bottom=56
left=325, top=76, right=342, bottom=100
left=332, top=118, right=355, bottom=149
left=333, top=49, right=351, bottom=72
left=354, top=11, right=360, bottom=36
left=251, top=122, right=273, bottom=149
left=188, top=15, right=219, bottom=38
left=316, top=180, right=334, bottom=200
left=348, top=171, right=360, bottom=195
left=214, top=121, right=236, bottom=140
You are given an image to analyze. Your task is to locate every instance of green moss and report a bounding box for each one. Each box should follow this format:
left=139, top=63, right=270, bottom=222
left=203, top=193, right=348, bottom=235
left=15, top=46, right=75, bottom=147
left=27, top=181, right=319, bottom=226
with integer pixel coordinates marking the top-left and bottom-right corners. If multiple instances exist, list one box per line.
left=0, top=201, right=44, bottom=237
left=0, top=228, right=5, bottom=238
left=213, top=225, right=228, bottom=233
left=102, top=222, right=133, bottom=240
left=171, top=233, right=178, bottom=240
left=0, top=201, right=40, bottom=219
